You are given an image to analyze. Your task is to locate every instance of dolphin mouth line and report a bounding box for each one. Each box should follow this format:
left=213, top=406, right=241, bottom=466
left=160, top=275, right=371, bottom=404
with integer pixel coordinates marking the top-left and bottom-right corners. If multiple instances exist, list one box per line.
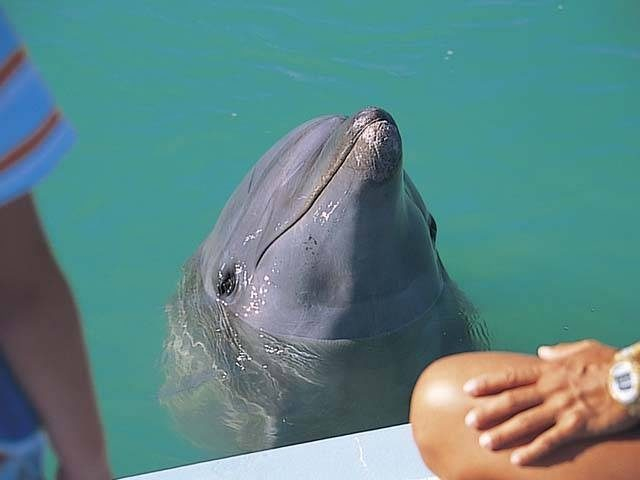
left=254, top=117, right=395, bottom=269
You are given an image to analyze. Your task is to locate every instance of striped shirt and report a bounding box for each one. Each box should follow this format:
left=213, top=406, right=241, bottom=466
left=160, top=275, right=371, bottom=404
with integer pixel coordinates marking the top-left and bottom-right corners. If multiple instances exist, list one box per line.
left=0, top=10, right=74, bottom=441
left=0, top=8, right=75, bottom=206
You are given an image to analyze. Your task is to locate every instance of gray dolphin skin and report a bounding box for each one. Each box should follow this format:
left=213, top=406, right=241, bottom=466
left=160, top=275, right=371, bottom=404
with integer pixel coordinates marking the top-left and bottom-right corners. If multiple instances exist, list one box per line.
left=161, top=107, right=488, bottom=456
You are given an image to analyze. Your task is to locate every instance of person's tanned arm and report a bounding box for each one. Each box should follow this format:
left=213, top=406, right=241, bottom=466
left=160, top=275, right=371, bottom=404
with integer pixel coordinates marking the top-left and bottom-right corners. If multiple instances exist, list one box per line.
left=463, top=340, right=639, bottom=465
left=411, top=350, right=640, bottom=480
left=0, top=194, right=111, bottom=480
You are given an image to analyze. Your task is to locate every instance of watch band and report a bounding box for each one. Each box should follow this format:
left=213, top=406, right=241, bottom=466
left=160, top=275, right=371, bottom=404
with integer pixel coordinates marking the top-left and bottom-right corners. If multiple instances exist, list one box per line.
left=614, top=342, right=640, bottom=363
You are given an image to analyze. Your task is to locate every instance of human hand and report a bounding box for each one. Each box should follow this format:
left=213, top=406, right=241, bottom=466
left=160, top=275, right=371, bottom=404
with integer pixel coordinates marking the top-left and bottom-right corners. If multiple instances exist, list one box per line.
left=463, top=340, right=640, bottom=466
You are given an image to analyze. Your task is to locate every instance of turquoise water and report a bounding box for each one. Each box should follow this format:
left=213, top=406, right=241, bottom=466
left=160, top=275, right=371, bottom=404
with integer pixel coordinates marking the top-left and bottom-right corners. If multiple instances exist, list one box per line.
left=5, top=1, right=639, bottom=477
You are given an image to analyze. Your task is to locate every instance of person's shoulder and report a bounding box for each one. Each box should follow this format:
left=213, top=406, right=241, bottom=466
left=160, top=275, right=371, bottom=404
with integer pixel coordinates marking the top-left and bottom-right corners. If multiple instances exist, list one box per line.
left=0, top=9, right=75, bottom=207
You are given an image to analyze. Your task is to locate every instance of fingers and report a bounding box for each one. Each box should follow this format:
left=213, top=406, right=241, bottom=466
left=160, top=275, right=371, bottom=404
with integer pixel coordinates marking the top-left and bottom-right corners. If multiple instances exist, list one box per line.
left=465, top=385, right=544, bottom=429
left=463, top=366, right=540, bottom=396
left=510, top=411, right=585, bottom=465
left=537, top=340, right=595, bottom=360
left=477, top=406, right=555, bottom=452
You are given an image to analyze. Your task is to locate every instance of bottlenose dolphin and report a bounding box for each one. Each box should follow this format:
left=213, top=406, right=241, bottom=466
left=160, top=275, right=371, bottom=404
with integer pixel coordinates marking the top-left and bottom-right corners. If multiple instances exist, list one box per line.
left=161, top=107, right=488, bottom=456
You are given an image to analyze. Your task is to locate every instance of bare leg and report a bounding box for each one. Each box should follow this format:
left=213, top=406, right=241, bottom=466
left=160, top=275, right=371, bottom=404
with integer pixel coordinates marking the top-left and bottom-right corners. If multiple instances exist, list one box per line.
left=410, top=352, right=640, bottom=480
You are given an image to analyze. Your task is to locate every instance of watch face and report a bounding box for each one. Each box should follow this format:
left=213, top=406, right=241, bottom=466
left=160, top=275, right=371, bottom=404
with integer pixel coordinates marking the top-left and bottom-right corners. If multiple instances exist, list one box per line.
left=610, top=361, right=640, bottom=405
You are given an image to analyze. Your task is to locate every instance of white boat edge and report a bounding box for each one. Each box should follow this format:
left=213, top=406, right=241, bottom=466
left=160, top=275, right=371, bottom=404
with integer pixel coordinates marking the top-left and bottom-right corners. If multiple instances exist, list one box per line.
left=120, top=423, right=437, bottom=480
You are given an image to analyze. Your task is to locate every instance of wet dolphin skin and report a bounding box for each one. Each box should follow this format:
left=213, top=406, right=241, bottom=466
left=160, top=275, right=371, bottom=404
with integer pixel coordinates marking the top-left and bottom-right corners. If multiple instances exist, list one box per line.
left=162, top=107, right=487, bottom=455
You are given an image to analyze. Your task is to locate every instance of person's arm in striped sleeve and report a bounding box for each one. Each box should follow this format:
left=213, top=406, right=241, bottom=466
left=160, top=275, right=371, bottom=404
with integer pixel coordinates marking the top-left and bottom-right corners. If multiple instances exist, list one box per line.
left=0, top=11, right=111, bottom=480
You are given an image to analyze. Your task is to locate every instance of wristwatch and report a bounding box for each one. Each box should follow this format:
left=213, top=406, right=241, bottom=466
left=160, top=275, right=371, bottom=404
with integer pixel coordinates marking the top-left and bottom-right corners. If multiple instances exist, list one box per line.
left=608, top=342, right=640, bottom=417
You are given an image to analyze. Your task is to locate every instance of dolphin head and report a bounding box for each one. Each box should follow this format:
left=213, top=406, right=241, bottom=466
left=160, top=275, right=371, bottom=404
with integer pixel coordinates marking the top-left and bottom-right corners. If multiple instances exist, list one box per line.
left=201, top=107, right=442, bottom=339
left=161, top=107, right=486, bottom=455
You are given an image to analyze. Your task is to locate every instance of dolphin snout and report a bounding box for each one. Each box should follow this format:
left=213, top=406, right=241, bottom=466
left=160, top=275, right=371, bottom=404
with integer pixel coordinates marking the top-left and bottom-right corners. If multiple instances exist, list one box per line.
left=347, top=107, right=402, bottom=182
left=351, top=107, right=397, bottom=128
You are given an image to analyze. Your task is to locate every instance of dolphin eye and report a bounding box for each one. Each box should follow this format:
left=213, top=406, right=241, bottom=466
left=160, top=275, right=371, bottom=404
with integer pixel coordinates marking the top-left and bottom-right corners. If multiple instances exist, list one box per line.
left=217, top=269, right=237, bottom=297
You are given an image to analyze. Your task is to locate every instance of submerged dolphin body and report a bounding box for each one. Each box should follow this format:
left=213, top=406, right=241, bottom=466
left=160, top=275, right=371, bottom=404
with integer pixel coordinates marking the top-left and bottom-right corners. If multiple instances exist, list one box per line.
left=162, top=107, right=488, bottom=455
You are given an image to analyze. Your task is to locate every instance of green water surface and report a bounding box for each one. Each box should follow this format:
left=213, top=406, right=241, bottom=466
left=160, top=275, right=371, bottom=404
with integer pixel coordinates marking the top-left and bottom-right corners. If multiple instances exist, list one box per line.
left=4, top=1, right=639, bottom=477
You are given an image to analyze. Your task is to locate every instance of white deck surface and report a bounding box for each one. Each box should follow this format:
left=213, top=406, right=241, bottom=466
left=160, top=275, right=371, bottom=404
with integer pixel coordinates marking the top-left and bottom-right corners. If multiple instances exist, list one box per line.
left=122, top=423, right=437, bottom=480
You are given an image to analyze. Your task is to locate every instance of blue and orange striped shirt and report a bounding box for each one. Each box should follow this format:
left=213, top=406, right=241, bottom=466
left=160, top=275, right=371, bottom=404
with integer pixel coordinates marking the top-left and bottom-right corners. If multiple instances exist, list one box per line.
left=0, top=10, right=75, bottom=441
left=0, top=9, right=75, bottom=206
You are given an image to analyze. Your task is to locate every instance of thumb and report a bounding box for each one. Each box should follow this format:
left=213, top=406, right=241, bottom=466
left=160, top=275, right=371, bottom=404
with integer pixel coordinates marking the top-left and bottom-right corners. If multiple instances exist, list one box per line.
left=538, top=340, right=593, bottom=360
